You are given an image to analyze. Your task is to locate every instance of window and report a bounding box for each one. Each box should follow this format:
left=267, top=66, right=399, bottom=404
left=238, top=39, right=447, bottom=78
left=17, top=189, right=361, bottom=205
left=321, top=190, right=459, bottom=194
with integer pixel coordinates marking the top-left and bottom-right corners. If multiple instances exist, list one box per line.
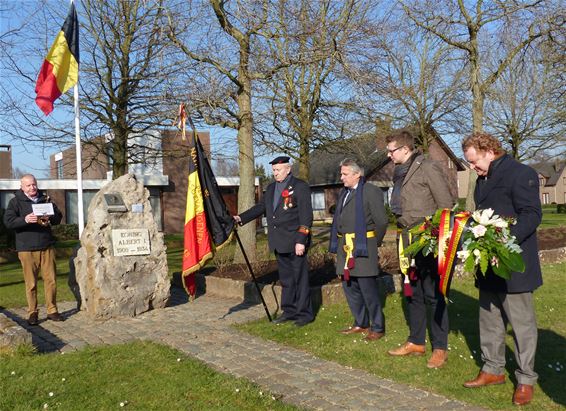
left=65, top=191, right=97, bottom=224
left=447, top=159, right=453, bottom=169
left=56, top=160, right=64, bottom=179
left=311, top=191, right=325, bottom=211
left=539, top=177, right=545, bottom=186
left=542, top=193, right=549, bottom=205
left=0, top=192, right=15, bottom=210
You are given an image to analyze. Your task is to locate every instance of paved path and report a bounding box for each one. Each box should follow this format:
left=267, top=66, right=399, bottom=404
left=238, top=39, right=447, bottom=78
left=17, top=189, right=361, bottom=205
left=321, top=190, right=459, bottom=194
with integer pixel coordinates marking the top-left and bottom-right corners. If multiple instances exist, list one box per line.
left=3, top=288, right=484, bottom=411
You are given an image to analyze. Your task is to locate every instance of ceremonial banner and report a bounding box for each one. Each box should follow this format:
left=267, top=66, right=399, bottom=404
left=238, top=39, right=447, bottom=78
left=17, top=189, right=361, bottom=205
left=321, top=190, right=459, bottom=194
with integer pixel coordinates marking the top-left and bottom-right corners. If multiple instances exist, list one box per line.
left=182, top=132, right=234, bottom=297
left=35, top=2, right=79, bottom=115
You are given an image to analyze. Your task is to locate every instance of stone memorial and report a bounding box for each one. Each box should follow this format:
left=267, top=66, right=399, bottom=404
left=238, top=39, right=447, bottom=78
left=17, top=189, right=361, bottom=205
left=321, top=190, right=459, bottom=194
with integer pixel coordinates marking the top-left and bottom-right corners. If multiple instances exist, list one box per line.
left=74, top=174, right=170, bottom=319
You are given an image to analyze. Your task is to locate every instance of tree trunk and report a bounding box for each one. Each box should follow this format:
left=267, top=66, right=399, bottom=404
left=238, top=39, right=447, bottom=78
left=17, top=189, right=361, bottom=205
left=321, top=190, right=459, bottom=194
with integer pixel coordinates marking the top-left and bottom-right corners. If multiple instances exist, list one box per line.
left=234, top=48, right=257, bottom=263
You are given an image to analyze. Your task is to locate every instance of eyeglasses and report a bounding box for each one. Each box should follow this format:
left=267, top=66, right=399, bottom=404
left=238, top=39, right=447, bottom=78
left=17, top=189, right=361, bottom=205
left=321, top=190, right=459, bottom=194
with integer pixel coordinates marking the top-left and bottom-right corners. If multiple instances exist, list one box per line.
left=387, top=146, right=404, bottom=154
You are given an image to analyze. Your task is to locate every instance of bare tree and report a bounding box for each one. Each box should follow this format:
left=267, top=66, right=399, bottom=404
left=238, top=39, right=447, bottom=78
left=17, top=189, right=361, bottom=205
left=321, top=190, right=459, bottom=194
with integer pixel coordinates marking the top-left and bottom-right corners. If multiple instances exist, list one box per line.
left=1, top=1, right=183, bottom=178
left=254, top=0, right=374, bottom=180
left=80, top=0, right=182, bottom=178
left=400, top=0, right=557, bottom=209
left=485, top=44, right=565, bottom=161
left=352, top=7, right=467, bottom=151
left=168, top=0, right=283, bottom=261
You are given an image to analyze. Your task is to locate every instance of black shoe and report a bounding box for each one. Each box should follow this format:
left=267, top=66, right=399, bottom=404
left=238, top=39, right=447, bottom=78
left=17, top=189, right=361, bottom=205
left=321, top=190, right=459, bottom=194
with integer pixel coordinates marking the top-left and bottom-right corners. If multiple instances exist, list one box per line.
left=294, top=318, right=313, bottom=327
left=47, top=312, right=64, bottom=322
left=27, top=312, right=39, bottom=326
left=272, top=316, right=294, bottom=324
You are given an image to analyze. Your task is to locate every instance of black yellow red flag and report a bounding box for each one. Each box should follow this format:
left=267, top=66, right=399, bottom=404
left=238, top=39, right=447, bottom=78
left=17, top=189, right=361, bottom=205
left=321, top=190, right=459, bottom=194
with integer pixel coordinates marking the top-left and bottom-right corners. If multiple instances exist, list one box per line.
left=182, top=133, right=235, bottom=297
left=35, top=2, right=79, bottom=115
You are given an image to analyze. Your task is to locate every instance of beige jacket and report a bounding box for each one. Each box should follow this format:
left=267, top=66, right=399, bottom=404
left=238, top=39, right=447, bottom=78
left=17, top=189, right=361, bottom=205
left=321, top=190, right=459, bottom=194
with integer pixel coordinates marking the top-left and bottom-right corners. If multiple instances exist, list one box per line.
left=398, top=154, right=454, bottom=228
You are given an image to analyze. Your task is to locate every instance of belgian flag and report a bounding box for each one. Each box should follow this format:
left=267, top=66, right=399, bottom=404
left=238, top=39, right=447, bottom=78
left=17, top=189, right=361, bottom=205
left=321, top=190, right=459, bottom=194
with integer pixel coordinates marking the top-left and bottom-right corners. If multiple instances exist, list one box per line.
left=182, top=134, right=235, bottom=297
left=35, top=2, right=79, bottom=115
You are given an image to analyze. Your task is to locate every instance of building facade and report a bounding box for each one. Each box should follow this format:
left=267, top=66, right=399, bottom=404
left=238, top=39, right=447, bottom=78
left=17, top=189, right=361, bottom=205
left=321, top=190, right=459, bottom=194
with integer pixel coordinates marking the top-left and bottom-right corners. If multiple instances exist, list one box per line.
left=1, top=130, right=257, bottom=234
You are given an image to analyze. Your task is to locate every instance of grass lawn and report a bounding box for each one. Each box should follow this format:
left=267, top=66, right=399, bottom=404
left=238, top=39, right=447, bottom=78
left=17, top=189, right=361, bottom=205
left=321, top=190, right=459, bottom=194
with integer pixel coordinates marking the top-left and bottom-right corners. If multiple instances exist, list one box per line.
left=0, top=259, right=77, bottom=309
left=238, top=262, right=566, bottom=410
left=540, top=205, right=566, bottom=228
left=0, top=341, right=301, bottom=411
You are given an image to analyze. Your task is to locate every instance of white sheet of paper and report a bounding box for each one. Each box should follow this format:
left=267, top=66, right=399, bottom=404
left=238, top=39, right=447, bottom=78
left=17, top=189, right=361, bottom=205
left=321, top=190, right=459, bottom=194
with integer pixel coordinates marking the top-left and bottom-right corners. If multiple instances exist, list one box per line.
left=32, top=203, right=54, bottom=216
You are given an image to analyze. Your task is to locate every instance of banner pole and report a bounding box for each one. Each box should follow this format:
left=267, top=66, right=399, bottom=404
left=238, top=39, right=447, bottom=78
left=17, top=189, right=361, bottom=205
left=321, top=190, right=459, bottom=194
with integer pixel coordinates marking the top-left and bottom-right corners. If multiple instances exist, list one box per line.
left=233, top=228, right=272, bottom=322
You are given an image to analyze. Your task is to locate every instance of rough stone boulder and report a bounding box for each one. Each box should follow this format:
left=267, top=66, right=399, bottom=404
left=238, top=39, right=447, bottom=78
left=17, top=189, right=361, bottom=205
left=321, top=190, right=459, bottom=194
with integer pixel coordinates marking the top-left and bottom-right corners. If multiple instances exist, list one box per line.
left=74, top=174, right=170, bottom=319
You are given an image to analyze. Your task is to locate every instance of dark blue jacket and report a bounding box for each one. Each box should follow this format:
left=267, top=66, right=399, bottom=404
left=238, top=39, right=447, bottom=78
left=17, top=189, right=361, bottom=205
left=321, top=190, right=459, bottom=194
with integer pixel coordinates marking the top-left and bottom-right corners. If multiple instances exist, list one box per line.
left=3, top=189, right=62, bottom=252
left=239, top=175, right=313, bottom=253
left=474, top=154, right=542, bottom=293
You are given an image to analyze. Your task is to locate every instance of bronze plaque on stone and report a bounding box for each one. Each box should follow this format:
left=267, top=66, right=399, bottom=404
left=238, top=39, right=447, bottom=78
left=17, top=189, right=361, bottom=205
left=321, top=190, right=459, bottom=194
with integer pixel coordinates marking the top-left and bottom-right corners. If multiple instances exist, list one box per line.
left=112, top=229, right=151, bottom=256
left=104, top=193, right=127, bottom=213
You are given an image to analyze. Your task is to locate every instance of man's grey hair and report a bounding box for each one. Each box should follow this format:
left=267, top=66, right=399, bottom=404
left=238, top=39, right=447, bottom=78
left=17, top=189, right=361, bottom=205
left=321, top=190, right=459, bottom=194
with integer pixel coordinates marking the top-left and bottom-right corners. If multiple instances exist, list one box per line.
left=339, top=158, right=364, bottom=176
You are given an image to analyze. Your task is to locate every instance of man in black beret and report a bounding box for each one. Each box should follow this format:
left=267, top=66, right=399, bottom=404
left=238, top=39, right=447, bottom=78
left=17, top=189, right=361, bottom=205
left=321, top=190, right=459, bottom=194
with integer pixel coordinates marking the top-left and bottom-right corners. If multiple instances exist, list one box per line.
left=234, top=155, right=314, bottom=326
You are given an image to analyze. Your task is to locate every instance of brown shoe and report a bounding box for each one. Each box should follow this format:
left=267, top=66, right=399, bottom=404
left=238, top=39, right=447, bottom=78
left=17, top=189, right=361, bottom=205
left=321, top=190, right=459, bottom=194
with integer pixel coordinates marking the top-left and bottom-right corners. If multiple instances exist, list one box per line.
left=339, top=326, right=368, bottom=335
left=27, top=312, right=39, bottom=326
left=427, top=349, right=448, bottom=368
left=364, top=331, right=384, bottom=341
left=47, top=312, right=64, bottom=322
left=388, top=341, right=425, bottom=356
left=463, top=371, right=505, bottom=388
left=512, top=384, right=534, bottom=406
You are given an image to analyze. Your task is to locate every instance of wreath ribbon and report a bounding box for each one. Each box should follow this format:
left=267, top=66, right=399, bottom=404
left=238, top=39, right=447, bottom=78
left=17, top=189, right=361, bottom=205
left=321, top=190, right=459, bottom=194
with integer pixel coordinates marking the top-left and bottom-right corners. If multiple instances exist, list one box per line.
left=437, top=209, right=472, bottom=298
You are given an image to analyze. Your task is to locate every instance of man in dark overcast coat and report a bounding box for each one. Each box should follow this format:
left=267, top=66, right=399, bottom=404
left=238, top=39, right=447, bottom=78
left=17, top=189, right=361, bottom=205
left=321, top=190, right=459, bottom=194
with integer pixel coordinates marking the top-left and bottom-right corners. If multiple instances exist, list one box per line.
left=462, top=132, right=542, bottom=407
left=234, top=156, right=314, bottom=326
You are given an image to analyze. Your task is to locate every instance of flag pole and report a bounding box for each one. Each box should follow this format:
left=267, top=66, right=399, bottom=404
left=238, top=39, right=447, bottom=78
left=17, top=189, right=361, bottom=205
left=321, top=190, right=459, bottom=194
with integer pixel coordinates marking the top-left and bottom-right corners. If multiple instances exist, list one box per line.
left=233, top=228, right=273, bottom=322
left=73, top=83, right=84, bottom=238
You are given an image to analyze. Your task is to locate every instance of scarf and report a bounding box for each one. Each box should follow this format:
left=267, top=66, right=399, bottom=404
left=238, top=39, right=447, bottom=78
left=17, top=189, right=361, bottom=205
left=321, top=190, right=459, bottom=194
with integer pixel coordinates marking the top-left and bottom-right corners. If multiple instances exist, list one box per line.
left=390, top=152, right=419, bottom=215
left=329, top=177, right=368, bottom=257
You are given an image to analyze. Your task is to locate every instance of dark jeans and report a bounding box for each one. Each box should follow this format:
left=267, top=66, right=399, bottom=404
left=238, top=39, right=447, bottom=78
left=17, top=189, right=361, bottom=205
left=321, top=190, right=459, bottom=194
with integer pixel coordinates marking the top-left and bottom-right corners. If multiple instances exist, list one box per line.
left=407, top=253, right=449, bottom=349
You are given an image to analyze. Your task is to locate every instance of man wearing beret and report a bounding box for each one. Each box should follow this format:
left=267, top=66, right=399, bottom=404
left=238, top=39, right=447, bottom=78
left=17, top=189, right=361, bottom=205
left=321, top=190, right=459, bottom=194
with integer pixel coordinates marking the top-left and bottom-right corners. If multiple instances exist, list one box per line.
left=234, top=156, right=314, bottom=326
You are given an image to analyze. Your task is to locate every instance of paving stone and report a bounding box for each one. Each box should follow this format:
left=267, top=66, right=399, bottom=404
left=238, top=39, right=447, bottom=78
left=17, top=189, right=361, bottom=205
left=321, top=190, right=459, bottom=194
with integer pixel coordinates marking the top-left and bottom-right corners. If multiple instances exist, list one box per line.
left=0, top=288, right=486, bottom=410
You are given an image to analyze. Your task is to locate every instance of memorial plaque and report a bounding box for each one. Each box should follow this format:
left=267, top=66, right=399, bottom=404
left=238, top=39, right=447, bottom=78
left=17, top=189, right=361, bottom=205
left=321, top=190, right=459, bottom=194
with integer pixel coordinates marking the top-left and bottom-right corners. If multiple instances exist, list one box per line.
left=104, top=193, right=127, bottom=213
left=112, top=229, right=151, bottom=256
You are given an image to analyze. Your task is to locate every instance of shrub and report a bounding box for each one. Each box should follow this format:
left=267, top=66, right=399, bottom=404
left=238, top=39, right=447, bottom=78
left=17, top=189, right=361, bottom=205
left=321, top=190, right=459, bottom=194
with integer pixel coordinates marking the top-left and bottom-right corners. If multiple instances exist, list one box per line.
left=51, top=224, right=79, bottom=241
left=557, top=204, right=566, bottom=214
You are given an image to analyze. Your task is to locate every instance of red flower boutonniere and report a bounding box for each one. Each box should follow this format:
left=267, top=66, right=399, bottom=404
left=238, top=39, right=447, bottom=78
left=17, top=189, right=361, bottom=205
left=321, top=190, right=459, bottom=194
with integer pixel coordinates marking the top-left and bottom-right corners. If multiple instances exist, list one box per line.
left=282, top=186, right=294, bottom=210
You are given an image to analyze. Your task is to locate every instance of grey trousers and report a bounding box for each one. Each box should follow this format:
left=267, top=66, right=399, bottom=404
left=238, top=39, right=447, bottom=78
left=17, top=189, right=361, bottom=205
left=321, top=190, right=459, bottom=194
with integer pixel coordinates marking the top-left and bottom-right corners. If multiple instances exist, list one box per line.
left=479, top=290, right=538, bottom=385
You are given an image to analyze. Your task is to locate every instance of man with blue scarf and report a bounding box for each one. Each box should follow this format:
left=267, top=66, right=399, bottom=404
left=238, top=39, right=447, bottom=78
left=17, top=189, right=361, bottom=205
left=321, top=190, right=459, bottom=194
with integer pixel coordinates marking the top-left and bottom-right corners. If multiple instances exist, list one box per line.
left=329, top=158, right=388, bottom=341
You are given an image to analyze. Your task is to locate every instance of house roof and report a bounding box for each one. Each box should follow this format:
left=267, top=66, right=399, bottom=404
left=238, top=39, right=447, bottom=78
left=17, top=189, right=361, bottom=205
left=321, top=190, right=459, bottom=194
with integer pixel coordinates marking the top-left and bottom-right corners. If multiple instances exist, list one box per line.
left=532, top=160, right=566, bottom=186
left=303, top=132, right=390, bottom=186
left=305, top=126, right=463, bottom=186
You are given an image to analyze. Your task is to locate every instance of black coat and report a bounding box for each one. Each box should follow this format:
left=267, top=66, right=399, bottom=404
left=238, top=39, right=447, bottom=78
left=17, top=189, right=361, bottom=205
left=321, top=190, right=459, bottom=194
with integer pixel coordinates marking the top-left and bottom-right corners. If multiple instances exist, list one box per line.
left=333, top=183, right=388, bottom=277
left=474, top=154, right=542, bottom=293
left=3, top=189, right=62, bottom=252
left=239, top=175, right=313, bottom=253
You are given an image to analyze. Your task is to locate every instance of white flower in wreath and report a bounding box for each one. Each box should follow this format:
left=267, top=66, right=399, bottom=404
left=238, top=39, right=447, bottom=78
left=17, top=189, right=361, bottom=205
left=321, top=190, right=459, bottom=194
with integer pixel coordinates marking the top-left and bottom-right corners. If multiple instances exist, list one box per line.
left=493, top=218, right=508, bottom=228
left=457, top=249, right=470, bottom=260
left=473, top=208, right=496, bottom=226
left=473, top=248, right=481, bottom=264
left=471, top=224, right=487, bottom=238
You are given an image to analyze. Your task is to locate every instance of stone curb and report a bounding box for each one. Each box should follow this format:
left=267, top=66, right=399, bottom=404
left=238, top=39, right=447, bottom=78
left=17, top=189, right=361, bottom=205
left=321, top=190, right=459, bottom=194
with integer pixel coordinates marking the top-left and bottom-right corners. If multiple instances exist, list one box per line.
left=0, top=313, right=32, bottom=350
left=198, top=246, right=566, bottom=306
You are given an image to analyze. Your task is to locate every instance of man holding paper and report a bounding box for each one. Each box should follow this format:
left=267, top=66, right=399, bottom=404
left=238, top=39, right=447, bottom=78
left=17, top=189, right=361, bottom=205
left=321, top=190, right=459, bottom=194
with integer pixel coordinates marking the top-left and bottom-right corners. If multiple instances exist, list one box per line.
left=4, top=174, right=63, bottom=325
